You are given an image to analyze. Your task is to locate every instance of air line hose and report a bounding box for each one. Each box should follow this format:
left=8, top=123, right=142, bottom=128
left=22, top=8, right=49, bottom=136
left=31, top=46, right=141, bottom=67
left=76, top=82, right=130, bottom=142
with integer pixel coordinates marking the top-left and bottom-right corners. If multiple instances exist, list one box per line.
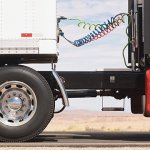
left=60, top=13, right=129, bottom=47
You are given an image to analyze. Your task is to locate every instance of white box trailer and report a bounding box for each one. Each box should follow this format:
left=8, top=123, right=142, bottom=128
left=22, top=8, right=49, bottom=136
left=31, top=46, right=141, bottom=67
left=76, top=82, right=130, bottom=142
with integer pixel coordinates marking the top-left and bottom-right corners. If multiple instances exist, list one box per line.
left=0, top=0, right=58, bottom=64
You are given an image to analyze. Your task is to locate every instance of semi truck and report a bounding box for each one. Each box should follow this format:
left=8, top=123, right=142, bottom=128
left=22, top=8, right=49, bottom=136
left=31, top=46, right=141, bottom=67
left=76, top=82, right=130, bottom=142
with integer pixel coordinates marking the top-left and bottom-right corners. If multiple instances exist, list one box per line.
left=0, top=0, right=148, bottom=142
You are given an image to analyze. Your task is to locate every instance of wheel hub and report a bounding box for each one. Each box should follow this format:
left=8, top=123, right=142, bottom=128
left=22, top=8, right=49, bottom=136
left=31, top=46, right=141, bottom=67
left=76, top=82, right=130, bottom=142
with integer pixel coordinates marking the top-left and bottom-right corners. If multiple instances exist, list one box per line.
left=7, top=97, right=22, bottom=111
left=0, top=81, right=37, bottom=126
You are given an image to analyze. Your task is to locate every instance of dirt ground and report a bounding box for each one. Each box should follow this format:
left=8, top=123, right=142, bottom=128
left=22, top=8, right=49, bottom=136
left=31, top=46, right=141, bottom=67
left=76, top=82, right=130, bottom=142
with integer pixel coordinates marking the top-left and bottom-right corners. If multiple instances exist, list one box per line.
left=45, top=110, right=150, bottom=132
left=2, top=111, right=150, bottom=150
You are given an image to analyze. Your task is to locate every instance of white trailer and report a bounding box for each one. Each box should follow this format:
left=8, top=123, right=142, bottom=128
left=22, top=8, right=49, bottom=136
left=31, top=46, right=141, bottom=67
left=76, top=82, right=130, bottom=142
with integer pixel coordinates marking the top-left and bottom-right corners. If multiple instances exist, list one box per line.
left=0, top=0, right=58, bottom=63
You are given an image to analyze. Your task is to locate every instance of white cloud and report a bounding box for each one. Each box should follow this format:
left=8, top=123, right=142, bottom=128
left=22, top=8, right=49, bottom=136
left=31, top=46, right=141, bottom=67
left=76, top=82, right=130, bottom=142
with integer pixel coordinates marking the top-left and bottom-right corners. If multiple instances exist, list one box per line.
left=57, top=0, right=128, bottom=19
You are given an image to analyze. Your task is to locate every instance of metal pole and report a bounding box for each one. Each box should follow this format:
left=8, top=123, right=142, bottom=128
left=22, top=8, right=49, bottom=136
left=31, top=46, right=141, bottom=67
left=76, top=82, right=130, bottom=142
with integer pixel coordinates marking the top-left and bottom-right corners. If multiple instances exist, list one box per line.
left=131, top=9, right=136, bottom=71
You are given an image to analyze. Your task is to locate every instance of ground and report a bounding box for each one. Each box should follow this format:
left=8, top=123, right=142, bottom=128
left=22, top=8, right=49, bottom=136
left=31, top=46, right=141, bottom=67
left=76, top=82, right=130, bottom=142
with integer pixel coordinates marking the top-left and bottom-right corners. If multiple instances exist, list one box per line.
left=45, top=110, right=150, bottom=132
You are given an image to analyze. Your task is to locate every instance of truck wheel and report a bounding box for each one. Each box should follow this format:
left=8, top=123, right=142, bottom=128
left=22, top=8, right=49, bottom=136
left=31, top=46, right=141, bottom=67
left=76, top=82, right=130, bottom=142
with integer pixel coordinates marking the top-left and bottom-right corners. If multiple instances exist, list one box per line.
left=0, top=66, right=54, bottom=142
left=131, top=95, right=143, bottom=114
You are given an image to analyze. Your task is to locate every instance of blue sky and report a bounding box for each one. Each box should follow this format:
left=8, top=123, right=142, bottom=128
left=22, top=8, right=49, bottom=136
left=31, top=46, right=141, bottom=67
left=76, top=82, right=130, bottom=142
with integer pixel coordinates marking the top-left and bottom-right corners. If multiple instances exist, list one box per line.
left=54, top=0, right=131, bottom=112
left=57, top=0, right=128, bottom=71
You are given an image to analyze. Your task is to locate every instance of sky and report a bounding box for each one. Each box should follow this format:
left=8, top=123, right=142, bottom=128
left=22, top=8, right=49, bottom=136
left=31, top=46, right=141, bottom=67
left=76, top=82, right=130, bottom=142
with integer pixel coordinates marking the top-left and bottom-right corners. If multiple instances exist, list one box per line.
left=57, top=0, right=128, bottom=71
left=53, top=0, right=131, bottom=112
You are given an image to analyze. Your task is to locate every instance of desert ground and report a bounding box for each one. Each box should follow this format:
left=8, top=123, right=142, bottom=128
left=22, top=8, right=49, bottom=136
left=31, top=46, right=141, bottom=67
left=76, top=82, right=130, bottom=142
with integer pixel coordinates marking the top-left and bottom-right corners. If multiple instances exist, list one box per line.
left=45, top=110, right=150, bottom=132
left=2, top=111, right=150, bottom=150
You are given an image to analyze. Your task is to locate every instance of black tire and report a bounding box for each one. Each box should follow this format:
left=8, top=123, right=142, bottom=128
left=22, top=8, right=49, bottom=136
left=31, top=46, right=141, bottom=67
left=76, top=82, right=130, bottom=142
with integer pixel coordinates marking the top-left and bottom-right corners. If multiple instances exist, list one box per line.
left=131, top=95, right=143, bottom=114
left=0, top=66, right=54, bottom=142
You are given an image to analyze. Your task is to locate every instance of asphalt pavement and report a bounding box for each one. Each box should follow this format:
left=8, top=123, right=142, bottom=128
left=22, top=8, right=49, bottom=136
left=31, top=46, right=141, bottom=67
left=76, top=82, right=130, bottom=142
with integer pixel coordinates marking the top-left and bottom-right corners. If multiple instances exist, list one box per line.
left=1, top=132, right=150, bottom=147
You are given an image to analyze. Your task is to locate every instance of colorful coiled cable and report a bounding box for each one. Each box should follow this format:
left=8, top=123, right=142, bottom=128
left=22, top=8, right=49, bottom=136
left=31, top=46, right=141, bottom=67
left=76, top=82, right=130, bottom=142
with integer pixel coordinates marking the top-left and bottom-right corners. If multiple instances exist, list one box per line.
left=60, top=13, right=129, bottom=47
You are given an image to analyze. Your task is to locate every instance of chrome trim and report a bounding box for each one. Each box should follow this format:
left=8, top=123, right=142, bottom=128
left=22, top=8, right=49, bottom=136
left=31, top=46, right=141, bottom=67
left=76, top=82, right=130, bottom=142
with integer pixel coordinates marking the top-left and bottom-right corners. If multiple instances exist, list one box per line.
left=0, top=81, right=37, bottom=126
left=52, top=69, right=69, bottom=107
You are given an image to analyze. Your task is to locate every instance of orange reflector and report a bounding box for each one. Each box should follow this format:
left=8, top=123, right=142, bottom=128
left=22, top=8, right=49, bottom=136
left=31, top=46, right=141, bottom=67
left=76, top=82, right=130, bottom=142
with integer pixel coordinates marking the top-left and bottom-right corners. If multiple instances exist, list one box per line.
left=21, top=33, right=32, bottom=37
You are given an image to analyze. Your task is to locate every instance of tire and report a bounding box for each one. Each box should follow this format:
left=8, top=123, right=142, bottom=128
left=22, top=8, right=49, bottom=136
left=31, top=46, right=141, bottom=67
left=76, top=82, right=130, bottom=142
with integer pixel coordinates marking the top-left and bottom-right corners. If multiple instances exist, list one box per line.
left=131, top=95, right=143, bottom=114
left=0, top=66, right=54, bottom=142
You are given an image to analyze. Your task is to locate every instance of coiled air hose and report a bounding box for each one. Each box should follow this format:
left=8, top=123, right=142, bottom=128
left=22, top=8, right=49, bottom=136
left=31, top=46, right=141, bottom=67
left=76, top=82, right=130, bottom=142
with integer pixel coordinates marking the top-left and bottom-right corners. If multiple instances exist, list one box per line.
left=60, top=13, right=129, bottom=47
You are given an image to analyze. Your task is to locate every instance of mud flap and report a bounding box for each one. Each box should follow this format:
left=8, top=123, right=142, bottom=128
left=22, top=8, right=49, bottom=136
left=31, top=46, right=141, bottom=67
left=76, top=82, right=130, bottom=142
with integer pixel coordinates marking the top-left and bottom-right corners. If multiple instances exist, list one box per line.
left=144, top=70, right=150, bottom=116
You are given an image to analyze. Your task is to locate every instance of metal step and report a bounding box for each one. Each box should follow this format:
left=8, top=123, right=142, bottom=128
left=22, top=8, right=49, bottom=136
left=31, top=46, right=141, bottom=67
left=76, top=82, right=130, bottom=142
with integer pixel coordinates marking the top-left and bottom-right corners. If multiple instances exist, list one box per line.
left=102, top=107, right=124, bottom=111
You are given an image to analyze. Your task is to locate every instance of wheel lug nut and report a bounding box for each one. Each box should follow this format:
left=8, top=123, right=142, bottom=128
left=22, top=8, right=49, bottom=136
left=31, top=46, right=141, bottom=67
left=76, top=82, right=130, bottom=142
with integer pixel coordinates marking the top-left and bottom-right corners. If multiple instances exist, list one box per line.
left=7, top=95, right=10, bottom=98
left=13, top=93, right=16, bottom=96
left=19, top=119, right=23, bottom=122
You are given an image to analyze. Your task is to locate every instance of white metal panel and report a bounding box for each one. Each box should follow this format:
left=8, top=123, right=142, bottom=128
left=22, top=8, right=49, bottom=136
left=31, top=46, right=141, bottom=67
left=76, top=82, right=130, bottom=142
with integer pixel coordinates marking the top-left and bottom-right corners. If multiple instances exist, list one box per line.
left=0, top=48, right=39, bottom=54
left=0, top=39, right=58, bottom=55
left=0, top=0, right=58, bottom=55
left=39, top=40, right=58, bottom=54
left=0, top=39, right=39, bottom=47
left=0, top=0, right=57, bottom=39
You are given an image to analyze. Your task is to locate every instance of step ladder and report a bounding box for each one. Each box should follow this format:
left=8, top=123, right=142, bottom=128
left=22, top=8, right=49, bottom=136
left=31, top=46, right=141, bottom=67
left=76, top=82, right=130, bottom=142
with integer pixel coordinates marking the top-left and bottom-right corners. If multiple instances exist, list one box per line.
left=101, top=97, right=125, bottom=112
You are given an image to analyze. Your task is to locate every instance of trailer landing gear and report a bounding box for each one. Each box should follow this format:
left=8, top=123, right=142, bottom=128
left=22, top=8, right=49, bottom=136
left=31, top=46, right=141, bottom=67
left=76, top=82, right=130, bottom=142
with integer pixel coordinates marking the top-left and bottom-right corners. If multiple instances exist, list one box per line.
left=131, top=95, right=143, bottom=114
